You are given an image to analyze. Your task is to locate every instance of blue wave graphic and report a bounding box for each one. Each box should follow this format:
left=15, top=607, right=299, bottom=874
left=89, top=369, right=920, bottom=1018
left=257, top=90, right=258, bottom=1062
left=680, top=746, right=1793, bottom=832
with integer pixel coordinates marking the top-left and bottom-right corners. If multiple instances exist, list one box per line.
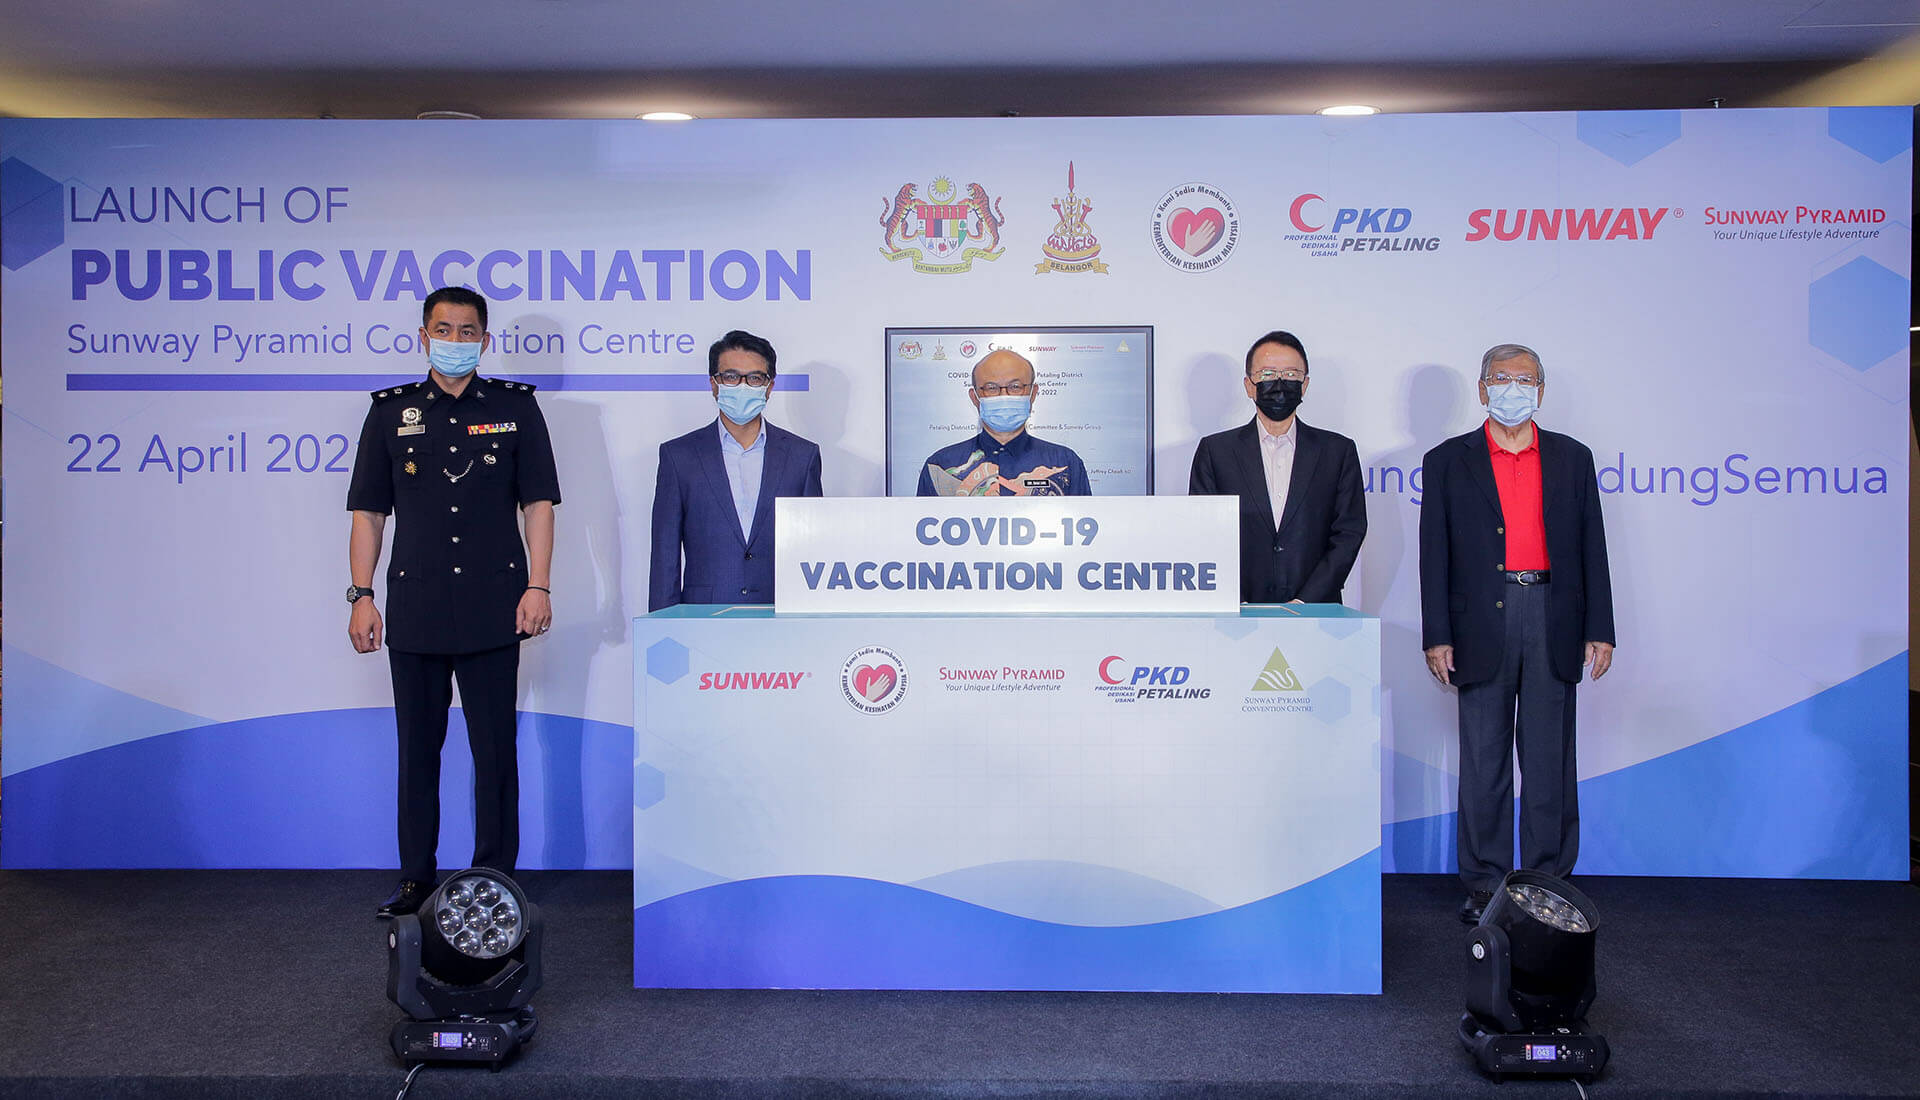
left=1382, top=652, right=1908, bottom=878
left=632, top=850, right=1381, bottom=992
left=1, top=649, right=211, bottom=776
left=907, top=859, right=1225, bottom=926
left=1, top=707, right=634, bottom=869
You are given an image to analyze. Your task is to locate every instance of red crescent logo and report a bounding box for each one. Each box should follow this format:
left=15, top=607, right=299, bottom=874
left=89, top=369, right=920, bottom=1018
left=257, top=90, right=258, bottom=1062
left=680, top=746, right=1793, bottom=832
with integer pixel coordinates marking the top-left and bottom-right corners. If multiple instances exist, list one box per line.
left=1099, top=655, right=1126, bottom=685
left=1289, top=193, right=1325, bottom=233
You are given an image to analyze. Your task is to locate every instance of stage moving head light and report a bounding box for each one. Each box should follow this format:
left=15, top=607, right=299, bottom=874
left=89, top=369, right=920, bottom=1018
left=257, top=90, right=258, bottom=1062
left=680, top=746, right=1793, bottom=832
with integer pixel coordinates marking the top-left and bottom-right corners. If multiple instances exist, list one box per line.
left=386, top=868, right=542, bottom=1068
left=1460, top=870, right=1609, bottom=1081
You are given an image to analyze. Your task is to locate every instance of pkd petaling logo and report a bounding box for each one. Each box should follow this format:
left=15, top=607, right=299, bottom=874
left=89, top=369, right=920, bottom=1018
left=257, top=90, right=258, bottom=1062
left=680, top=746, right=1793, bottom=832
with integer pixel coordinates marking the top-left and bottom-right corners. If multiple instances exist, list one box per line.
left=1095, top=655, right=1210, bottom=702
left=841, top=645, right=909, bottom=714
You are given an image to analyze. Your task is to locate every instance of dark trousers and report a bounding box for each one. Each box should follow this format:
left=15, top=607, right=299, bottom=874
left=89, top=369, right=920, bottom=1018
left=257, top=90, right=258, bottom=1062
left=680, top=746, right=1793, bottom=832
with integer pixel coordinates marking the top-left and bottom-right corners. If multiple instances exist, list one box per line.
left=389, top=643, right=522, bottom=883
left=1455, top=581, right=1579, bottom=893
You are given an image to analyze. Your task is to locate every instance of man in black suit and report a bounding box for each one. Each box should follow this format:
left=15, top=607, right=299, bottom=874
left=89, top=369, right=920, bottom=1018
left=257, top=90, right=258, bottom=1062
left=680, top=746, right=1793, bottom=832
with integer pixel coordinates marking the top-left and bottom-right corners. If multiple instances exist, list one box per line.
left=1188, top=330, right=1366, bottom=604
left=1419, top=343, right=1615, bottom=924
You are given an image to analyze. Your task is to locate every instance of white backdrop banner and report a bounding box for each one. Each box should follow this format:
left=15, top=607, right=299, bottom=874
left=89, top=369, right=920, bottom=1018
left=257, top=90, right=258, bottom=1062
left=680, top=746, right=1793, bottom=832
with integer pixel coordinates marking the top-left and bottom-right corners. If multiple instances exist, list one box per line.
left=0, top=109, right=1908, bottom=876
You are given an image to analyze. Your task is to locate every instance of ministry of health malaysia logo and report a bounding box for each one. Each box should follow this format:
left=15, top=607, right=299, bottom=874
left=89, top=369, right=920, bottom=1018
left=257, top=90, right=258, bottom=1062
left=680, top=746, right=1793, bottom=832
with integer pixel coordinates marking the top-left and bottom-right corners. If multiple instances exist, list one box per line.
left=1151, top=182, right=1239, bottom=272
left=841, top=645, right=909, bottom=714
left=880, top=176, right=1006, bottom=274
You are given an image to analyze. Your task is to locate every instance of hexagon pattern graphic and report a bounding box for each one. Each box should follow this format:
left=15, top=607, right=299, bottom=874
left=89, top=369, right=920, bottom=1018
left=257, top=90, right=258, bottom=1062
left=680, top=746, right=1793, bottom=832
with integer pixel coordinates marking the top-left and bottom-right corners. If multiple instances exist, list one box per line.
left=1213, top=616, right=1259, bottom=641
left=634, top=762, right=666, bottom=809
left=1827, top=107, right=1911, bottom=164
left=1308, top=676, right=1351, bottom=725
left=645, top=637, right=690, bottom=684
left=1808, top=257, right=1909, bottom=370
left=1317, top=617, right=1364, bottom=641
left=1, top=157, right=64, bottom=271
left=1575, top=111, right=1681, bottom=167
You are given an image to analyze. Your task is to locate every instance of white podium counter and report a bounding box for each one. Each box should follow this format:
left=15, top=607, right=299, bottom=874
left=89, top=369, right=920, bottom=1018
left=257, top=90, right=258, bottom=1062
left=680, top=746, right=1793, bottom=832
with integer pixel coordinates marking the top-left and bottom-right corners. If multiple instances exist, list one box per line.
left=633, top=604, right=1380, bottom=992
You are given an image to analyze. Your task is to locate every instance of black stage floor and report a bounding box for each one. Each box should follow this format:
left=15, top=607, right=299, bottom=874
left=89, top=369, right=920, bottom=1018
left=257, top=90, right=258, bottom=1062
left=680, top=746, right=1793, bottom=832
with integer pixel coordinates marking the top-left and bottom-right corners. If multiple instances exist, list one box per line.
left=1, top=870, right=1916, bottom=1099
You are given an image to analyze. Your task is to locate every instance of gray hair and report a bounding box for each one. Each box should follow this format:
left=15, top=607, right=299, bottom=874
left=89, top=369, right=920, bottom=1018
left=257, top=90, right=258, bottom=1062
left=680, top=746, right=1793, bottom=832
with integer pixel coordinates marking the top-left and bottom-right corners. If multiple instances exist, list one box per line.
left=1480, top=343, right=1544, bottom=383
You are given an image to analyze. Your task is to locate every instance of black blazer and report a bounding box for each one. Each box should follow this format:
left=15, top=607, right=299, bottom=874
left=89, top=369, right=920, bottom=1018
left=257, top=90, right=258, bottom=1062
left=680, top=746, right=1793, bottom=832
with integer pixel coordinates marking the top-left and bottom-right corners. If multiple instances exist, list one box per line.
left=1418, top=425, right=1615, bottom=686
left=1189, top=417, right=1367, bottom=604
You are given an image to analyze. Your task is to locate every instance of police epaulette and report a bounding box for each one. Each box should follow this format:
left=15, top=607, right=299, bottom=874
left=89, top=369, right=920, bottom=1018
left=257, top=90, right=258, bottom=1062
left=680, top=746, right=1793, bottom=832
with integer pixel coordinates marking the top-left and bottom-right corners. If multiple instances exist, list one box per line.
left=495, top=378, right=538, bottom=393
left=370, top=381, right=425, bottom=402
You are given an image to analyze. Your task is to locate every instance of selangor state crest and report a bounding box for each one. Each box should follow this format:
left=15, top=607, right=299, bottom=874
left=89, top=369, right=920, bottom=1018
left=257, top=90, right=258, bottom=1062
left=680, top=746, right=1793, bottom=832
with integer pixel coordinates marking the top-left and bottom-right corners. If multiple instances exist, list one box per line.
left=1036, top=161, right=1107, bottom=274
left=880, top=175, right=1005, bottom=274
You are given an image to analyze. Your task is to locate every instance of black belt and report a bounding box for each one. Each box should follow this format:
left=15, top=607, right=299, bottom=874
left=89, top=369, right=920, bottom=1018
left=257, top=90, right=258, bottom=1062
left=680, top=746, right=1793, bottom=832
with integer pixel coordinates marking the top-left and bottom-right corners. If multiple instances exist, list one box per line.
left=1504, top=570, right=1550, bottom=585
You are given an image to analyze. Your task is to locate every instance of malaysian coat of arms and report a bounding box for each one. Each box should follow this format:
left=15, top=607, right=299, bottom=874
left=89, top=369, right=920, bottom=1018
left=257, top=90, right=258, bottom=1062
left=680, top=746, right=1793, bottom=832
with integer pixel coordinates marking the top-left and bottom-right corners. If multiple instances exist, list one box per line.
left=1036, top=162, right=1107, bottom=274
left=880, top=176, right=1005, bottom=274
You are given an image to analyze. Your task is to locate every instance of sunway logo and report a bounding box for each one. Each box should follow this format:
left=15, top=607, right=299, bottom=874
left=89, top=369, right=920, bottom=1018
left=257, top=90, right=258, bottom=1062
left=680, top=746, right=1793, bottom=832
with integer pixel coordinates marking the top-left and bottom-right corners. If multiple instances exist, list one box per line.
left=1465, top=207, right=1671, bottom=242
left=698, top=671, right=809, bottom=690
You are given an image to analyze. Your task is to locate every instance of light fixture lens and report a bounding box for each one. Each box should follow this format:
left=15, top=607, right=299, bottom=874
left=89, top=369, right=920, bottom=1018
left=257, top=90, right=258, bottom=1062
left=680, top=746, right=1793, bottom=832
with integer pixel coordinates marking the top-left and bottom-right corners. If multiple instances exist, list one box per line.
left=1317, top=105, right=1380, bottom=117
left=430, top=871, right=527, bottom=959
left=640, top=111, right=696, bottom=121
left=1506, top=883, right=1593, bottom=933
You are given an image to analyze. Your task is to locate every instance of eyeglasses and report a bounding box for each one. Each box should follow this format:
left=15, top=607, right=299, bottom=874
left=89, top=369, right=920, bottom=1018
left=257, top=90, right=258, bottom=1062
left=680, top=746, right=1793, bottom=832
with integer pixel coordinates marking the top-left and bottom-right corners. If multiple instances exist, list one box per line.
left=715, top=371, right=771, bottom=387
left=974, top=381, right=1034, bottom=396
left=1485, top=372, right=1541, bottom=387
left=1251, top=370, right=1307, bottom=384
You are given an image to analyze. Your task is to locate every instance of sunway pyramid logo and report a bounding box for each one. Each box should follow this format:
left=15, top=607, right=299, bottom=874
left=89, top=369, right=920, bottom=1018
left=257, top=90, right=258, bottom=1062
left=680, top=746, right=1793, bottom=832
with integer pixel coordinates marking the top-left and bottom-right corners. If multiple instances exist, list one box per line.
left=1250, top=648, right=1304, bottom=692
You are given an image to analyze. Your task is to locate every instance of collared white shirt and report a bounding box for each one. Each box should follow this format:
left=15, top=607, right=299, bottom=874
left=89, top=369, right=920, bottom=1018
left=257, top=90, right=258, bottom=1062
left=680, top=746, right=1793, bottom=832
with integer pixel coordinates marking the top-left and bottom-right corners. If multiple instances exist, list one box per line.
left=717, top=419, right=767, bottom=539
left=1257, top=417, right=1297, bottom=531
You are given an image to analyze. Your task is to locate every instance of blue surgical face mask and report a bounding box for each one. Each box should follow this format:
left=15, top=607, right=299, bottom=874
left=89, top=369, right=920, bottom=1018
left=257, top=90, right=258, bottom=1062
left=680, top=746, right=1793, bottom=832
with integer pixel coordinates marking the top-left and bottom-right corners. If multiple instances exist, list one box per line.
left=427, top=337, right=482, bottom=378
left=978, top=394, right=1032, bottom=433
left=716, top=382, right=769, bottom=426
left=1485, top=381, right=1539, bottom=427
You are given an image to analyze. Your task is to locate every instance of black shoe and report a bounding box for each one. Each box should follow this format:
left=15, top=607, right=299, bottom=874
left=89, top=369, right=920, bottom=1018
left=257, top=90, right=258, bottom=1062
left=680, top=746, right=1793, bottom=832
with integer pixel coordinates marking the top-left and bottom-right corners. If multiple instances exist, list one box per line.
left=1459, top=890, right=1493, bottom=925
left=377, top=879, right=431, bottom=918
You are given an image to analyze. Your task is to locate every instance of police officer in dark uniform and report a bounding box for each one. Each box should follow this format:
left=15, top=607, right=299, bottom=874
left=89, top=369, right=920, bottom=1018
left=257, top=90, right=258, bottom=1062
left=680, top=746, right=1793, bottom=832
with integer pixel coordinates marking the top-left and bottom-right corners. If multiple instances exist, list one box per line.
left=346, top=286, right=560, bottom=917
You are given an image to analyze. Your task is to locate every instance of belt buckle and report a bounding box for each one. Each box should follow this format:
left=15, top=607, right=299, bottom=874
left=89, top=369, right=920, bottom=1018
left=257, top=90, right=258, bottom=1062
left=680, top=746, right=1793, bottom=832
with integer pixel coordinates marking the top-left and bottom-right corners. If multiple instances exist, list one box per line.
left=1517, top=571, right=1538, bottom=586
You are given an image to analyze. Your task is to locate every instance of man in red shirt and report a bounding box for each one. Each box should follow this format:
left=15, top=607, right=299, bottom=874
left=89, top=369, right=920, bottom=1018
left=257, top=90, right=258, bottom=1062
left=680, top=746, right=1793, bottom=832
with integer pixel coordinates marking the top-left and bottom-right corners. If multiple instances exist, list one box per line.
left=1418, top=343, right=1616, bottom=924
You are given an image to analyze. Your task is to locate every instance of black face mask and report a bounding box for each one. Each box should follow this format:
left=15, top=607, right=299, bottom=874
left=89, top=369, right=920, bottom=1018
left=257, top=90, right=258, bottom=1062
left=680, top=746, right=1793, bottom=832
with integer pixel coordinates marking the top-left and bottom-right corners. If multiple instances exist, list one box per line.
left=1254, top=377, right=1304, bottom=421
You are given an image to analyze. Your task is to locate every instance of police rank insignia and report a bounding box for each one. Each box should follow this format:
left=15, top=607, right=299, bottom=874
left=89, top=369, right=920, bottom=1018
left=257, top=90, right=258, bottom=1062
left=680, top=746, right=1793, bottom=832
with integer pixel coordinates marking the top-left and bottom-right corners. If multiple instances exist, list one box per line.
left=467, top=422, right=517, bottom=435
left=404, top=461, right=417, bottom=475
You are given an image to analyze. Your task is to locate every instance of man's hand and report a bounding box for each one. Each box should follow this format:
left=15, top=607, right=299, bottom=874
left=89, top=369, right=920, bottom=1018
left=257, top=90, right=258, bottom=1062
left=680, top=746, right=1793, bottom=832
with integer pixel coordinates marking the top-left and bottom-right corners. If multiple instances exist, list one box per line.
left=517, top=587, right=553, bottom=638
left=349, top=598, right=383, bottom=653
left=1424, top=644, right=1455, bottom=687
left=1585, top=641, right=1614, bottom=681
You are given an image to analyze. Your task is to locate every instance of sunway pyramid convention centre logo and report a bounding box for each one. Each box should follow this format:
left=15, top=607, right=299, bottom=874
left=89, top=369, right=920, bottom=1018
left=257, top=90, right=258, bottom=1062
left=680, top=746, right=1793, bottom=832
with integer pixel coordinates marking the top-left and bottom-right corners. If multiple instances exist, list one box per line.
left=1242, top=647, right=1317, bottom=715
left=841, top=645, right=909, bottom=714
left=880, top=176, right=1006, bottom=274
left=1250, top=648, right=1304, bottom=692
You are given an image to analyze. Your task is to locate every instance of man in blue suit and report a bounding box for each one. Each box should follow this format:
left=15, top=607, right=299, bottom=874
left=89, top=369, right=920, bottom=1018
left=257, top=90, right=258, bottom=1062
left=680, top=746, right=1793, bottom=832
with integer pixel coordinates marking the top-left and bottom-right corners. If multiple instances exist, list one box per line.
left=649, top=330, right=823, bottom=610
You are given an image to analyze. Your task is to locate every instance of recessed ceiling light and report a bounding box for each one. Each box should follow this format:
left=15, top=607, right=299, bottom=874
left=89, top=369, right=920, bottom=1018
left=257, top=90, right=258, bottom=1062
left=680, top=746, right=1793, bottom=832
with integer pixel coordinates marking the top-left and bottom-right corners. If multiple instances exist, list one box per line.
left=416, top=110, right=482, bottom=121
left=1317, top=105, right=1380, bottom=117
left=639, top=111, right=696, bottom=121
